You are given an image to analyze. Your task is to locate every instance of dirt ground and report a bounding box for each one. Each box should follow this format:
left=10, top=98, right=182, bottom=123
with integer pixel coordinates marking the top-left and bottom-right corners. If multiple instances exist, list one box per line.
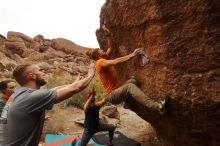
left=43, top=105, right=162, bottom=146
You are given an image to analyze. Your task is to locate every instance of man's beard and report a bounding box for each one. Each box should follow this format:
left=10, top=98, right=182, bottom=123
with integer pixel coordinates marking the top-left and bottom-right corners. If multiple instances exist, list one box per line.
left=36, top=79, right=47, bottom=86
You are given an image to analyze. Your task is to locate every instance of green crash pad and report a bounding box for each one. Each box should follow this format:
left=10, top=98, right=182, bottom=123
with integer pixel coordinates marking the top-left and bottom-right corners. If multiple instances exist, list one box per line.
left=45, top=133, right=105, bottom=146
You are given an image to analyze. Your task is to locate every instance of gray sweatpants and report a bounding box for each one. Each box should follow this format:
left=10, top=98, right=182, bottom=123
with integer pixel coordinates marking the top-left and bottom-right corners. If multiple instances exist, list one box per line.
left=106, top=79, right=160, bottom=111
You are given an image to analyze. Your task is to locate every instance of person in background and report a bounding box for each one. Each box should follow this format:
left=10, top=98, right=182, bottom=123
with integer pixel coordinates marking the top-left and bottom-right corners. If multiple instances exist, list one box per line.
left=0, top=80, right=16, bottom=116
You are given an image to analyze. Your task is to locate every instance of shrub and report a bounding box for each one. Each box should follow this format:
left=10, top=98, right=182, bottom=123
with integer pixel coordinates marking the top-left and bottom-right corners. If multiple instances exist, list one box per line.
left=68, top=77, right=104, bottom=107
left=44, top=74, right=104, bottom=108
left=44, top=74, right=72, bottom=89
left=5, top=63, right=16, bottom=71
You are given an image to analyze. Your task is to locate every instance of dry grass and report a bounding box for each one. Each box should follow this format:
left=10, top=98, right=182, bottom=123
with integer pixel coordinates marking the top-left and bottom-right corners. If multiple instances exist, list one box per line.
left=42, top=106, right=84, bottom=142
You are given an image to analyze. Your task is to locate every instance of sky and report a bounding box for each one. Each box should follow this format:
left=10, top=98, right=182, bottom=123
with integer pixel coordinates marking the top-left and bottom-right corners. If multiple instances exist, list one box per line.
left=0, top=0, right=105, bottom=48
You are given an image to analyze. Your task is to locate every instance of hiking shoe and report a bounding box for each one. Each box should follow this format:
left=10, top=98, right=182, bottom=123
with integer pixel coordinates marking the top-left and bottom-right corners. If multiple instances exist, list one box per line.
left=76, top=137, right=81, bottom=146
left=71, top=139, right=76, bottom=146
left=71, top=136, right=81, bottom=146
left=159, top=95, right=170, bottom=114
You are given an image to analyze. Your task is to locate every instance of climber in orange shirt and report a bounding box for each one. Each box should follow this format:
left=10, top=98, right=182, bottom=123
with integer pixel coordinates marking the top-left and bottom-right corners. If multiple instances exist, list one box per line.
left=86, top=24, right=169, bottom=114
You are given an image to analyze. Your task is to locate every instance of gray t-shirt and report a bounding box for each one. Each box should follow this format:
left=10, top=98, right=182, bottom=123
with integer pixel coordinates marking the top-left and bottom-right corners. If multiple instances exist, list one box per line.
left=3, top=87, right=57, bottom=146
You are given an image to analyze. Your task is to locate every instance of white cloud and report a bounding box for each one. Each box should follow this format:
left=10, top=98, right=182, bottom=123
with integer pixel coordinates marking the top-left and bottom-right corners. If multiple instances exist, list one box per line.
left=0, top=0, right=105, bottom=47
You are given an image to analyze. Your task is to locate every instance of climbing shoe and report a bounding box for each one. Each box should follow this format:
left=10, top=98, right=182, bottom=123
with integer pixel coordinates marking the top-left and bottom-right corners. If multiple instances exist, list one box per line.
left=159, top=94, right=170, bottom=114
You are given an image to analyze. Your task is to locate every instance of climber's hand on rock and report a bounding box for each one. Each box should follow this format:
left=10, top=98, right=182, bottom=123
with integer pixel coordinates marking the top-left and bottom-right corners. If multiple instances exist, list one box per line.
left=102, top=24, right=111, bottom=37
left=102, top=24, right=110, bottom=33
left=132, top=48, right=142, bottom=56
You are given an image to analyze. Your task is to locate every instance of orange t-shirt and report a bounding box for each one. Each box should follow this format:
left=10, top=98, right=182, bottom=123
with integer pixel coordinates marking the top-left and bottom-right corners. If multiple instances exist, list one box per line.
left=96, top=58, right=119, bottom=94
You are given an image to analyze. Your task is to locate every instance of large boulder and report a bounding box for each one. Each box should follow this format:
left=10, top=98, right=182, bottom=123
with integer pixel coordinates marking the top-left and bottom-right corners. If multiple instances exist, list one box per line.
left=98, top=0, right=220, bottom=146
left=0, top=34, right=6, bottom=49
left=51, top=38, right=87, bottom=55
left=101, top=105, right=120, bottom=119
left=0, top=31, right=91, bottom=80
left=5, top=31, right=37, bottom=57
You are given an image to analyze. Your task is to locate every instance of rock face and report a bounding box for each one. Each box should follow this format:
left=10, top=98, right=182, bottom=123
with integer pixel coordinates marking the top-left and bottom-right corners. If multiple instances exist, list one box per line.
left=98, top=0, right=220, bottom=146
left=0, top=31, right=91, bottom=79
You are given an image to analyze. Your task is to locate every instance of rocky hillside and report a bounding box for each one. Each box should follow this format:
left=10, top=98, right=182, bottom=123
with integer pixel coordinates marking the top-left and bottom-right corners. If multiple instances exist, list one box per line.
left=98, top=0, right=220, bottom=146
left=0, top=32, right=91, bottom=79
